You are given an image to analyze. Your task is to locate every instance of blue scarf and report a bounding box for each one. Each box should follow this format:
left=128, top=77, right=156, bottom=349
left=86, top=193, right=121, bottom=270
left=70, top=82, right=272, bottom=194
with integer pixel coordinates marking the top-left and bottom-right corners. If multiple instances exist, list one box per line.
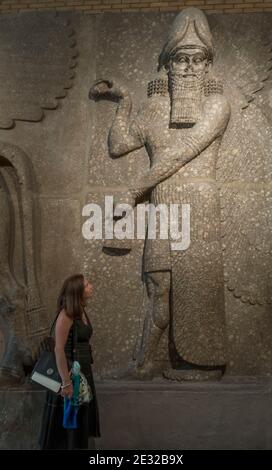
left=63, top=361, right=81, bottom=429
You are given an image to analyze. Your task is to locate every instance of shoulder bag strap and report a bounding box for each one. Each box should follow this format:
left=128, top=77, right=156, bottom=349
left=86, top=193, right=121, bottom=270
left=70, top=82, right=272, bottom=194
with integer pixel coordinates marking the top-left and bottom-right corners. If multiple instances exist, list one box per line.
left=49, top=312, right=60, bottom=336
left=72, top=320, right=78, bottom=362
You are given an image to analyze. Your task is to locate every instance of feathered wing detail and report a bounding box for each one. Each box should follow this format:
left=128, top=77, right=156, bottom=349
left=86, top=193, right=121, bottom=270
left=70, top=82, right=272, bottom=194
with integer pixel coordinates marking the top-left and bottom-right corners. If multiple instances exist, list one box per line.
left=0, top=12, right=77, bottom=129
left=211, top=13, right=272, bottom=111
left=213, top=14, right=272, bottom=305
left=217, top=107, right=272, bottom=305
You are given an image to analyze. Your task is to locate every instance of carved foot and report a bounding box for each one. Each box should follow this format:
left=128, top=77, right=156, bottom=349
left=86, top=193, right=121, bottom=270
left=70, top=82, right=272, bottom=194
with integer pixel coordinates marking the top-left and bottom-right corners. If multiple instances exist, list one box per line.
left=163, top=368, right=223, bottom=382
left=129, top=360, right=157, bottom=380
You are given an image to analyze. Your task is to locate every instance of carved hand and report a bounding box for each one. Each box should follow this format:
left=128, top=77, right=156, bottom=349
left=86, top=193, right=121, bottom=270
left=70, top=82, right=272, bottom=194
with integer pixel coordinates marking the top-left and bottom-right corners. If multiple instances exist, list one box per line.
left=89, top=79, right=127, bottom=101
left=116, top=188, right=147, bottom=210
left=129, top=188, right=145, bottom=202
left=113, top=189, right=137, bottom=213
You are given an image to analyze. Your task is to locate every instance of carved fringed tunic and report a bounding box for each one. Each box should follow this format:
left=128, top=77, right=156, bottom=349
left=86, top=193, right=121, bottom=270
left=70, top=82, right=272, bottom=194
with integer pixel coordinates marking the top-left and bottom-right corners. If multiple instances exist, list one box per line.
left=134, top=91, right=227, bottom=367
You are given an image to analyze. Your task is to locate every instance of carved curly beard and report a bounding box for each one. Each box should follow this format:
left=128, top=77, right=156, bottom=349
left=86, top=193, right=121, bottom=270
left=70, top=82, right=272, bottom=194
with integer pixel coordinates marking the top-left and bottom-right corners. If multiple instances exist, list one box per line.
left=169, top=70, right=205, bottom=126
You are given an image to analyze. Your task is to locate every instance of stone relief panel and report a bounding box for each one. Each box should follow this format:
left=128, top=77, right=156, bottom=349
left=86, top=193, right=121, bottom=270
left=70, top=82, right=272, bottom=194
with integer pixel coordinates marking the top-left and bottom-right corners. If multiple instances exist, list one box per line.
left=87, top=10, right=272, bottom=379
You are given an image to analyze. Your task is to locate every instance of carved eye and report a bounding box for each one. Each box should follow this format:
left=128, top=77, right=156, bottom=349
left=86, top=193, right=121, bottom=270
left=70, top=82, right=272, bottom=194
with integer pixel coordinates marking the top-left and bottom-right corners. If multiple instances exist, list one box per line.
left=194, top=57, right=204, bottom=64
left=176, top=56, right=187, bottom=64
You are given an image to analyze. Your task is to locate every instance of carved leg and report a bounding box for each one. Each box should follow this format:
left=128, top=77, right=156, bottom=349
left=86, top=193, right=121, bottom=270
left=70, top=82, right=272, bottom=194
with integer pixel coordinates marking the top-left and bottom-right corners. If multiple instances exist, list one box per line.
left=0, top=177, right=20, bottom=303
left=135, top=271, right=170, bottom=378
left=0, top=297, right=32, bottom=386
left=102, top=271, right=170, bottom=381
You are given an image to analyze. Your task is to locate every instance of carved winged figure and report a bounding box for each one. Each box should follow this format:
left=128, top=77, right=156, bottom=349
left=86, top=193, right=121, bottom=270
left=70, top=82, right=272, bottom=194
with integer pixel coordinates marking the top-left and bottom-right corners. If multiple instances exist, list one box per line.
left=91, top=8, right=272, bottom=380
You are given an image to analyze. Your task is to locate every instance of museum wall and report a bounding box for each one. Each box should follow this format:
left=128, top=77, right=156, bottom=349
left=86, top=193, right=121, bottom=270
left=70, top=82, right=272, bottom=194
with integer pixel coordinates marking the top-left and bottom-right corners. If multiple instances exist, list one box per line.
left=0, top=10, right=272, bottom=382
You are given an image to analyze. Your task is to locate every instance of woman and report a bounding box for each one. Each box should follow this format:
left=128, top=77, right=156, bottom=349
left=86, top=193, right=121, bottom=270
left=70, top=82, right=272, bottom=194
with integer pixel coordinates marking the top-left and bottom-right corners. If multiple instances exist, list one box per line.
left=39, top=274, right=101, bottom=449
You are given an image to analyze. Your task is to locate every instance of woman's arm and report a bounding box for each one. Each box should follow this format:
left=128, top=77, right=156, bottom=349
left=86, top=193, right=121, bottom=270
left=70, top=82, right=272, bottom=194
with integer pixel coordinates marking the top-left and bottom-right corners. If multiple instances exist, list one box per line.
left=54, top=310, right=73, bottom=398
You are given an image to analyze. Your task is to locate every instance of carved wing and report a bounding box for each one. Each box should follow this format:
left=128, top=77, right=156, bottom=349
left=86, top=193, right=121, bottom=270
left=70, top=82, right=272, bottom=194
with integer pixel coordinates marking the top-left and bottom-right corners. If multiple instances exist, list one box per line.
left=211, top=13, right=272, bottom=113
left=213, top=14, right=272, bottom=305
left=0, top=12, right=77, bottom=129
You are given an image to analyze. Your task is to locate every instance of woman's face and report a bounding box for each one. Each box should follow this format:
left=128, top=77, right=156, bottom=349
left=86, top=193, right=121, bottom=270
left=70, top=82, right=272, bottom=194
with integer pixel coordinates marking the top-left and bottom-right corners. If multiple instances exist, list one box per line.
left=83, top=278, right=93, bottom=299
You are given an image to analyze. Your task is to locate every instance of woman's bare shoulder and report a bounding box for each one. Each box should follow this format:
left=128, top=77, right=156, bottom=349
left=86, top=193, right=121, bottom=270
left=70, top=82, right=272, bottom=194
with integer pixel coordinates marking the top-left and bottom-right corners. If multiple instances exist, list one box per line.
left=56, top=309, right=73, bottom=328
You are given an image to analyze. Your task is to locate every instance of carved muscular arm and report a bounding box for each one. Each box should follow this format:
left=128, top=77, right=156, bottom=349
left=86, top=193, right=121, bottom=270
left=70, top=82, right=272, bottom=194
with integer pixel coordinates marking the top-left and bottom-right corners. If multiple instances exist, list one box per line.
left=89, top=80, right=144, bottom=157
left=89, top=81, right=230, bottom=202
left=131, top=94, right=231, bottom=198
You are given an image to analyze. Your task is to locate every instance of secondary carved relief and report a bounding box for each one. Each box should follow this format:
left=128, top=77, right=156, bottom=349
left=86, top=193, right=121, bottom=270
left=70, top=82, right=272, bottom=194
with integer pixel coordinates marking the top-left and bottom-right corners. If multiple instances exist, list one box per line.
left=0, top=12, right=77, bottom=129
left=0, top=12, right=79, bottom=386
left=0, top=143, right=45, bottom=385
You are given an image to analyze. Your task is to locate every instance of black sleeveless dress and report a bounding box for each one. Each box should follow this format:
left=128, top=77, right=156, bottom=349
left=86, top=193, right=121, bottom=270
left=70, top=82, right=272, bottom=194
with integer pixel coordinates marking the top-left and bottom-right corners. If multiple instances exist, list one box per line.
left=38, top=316, right=101, bottom=449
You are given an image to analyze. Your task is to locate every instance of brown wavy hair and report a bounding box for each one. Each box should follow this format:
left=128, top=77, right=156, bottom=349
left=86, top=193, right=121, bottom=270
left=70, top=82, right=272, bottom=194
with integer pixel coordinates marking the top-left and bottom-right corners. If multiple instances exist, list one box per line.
left=56, top=274, right=85, bottom=320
